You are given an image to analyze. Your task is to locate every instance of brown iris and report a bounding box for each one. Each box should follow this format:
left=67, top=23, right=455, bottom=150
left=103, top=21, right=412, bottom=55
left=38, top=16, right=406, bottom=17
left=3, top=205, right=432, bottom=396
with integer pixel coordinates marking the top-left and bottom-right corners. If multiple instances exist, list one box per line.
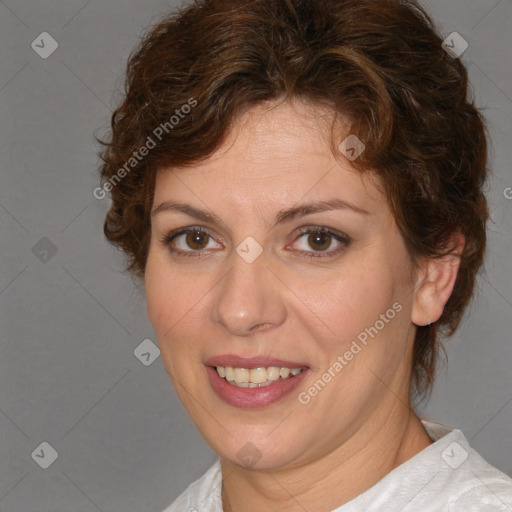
left=307, top=231, right=331, bottom=251
left=186, top=230, right=209, bottom=250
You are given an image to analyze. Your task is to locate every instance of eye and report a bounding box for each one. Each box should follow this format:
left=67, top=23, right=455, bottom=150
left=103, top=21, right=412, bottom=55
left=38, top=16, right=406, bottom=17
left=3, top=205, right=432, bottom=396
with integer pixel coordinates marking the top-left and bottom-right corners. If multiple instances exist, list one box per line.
left=161, top=227, right=221, bottom=257
left=289, top=227, right=350, bottom=258
left=160, top=225, right=350, bottom=259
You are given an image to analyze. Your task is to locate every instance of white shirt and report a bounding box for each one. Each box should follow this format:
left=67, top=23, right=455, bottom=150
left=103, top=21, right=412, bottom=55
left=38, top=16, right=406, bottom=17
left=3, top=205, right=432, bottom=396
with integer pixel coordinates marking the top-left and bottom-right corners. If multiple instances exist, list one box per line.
left=162, top=420, right=512, bottom=511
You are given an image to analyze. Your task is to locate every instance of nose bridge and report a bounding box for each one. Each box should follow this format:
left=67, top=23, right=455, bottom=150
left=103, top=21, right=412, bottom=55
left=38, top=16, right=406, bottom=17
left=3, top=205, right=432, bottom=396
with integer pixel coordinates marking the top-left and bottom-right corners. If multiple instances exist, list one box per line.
left=211, top=246, right=285, bottom=336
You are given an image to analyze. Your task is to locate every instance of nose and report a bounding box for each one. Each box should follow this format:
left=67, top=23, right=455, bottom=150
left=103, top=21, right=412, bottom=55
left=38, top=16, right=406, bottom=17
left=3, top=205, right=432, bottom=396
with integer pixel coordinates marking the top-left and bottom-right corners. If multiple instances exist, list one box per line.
left=211, top=248, right=287, bottom=337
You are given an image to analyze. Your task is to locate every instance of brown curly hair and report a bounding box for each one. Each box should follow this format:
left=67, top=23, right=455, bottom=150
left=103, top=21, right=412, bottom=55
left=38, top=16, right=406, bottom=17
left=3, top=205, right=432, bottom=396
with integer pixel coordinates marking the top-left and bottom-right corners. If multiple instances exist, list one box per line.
left=98, top=0, right=489, bottom=402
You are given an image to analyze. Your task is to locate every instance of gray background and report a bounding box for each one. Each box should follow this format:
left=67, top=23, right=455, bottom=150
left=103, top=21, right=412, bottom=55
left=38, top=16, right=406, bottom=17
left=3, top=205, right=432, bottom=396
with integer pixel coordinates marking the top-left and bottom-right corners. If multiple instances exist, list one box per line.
left=0, top=0, right=510, bottom=510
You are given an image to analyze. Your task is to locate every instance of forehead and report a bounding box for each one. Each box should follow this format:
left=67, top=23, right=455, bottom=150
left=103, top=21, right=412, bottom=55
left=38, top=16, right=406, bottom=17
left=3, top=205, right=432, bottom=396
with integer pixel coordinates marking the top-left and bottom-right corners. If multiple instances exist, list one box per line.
left=153, top=99, right=387, bottom=216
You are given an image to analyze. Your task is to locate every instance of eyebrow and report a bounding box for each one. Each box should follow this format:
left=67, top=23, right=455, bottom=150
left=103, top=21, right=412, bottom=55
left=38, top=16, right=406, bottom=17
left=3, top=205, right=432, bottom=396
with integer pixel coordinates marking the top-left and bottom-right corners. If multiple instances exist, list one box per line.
left=151, top=198, right=370, bottom=229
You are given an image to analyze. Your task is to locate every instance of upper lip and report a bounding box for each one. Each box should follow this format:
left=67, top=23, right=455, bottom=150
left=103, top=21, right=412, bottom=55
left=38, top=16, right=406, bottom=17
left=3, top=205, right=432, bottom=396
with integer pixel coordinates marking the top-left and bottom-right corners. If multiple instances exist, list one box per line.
left=205, top=355, right=309, bottom=369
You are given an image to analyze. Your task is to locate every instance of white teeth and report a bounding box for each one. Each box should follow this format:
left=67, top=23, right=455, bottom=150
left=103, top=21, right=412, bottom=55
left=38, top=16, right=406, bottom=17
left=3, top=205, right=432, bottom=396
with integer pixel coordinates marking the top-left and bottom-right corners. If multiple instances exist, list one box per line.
left=233, top=368, right=249, bottom=383
left=249, top=367, right=267, bottom=384
left=267, top=367, right=281, bottom=381
left=280, top=367, right=290, bottom=378
left=215, top=365, right=304, bottom=387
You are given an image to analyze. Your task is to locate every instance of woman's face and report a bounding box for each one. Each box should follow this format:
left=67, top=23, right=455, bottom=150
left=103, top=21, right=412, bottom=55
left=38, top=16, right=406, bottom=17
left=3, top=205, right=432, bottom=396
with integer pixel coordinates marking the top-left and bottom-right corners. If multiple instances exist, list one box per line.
left=145, top=99, right=420, bottom=470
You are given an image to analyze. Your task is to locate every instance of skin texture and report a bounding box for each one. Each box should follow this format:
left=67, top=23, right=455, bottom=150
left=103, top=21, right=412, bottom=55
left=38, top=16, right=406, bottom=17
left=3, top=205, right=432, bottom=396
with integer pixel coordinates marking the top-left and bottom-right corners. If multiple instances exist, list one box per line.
left=145, top=99, right=461, bottom=511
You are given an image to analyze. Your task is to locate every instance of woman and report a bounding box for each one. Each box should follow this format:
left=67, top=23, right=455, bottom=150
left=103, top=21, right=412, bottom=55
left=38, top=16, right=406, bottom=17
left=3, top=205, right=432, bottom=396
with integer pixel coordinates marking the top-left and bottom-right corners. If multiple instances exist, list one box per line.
left=98, top=0, right=512, bottom=510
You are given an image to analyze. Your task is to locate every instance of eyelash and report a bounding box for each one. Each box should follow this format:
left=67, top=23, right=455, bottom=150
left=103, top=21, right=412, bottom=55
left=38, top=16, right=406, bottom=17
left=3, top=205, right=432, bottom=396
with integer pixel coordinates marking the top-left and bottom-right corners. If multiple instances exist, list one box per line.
left=160, top=225, right=351, bottom=259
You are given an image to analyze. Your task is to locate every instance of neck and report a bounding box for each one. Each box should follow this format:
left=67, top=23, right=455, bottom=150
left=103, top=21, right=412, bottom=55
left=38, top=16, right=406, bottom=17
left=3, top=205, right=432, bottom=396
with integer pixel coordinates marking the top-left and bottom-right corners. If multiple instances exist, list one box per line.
left=221, top=408, right=433, bottom=512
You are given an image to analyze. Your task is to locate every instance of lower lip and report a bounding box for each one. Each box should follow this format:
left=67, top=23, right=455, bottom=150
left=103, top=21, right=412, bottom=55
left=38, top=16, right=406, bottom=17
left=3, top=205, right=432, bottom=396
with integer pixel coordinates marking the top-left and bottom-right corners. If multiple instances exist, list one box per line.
left=206, top=365, right=310, bottom=408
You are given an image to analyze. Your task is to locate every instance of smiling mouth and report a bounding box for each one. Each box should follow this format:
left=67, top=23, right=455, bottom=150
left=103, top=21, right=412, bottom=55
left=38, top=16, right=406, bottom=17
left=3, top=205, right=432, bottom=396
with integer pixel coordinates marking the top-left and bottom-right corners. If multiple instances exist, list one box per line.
left=214, top=365, right=306, bottom=388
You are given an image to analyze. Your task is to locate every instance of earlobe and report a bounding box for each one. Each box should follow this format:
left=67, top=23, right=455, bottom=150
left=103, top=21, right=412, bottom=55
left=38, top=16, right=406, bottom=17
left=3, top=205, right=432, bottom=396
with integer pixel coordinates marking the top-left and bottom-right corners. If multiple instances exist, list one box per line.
left=411, top=235, right=465, bottom=327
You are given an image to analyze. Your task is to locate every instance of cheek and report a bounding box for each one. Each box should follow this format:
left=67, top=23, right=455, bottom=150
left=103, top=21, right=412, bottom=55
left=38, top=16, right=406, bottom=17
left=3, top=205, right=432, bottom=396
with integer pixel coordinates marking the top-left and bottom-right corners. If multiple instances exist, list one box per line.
left=300, top=268, right=411, bottom=394
left=144, top=251, right=182, bottom=332
left=144, top=251, right=210, bottom=346
left=144, top=256, right=165, bottom=327
left=145, top=256, right=190, bottom=377
left=291, top=262, right=396, bottom=341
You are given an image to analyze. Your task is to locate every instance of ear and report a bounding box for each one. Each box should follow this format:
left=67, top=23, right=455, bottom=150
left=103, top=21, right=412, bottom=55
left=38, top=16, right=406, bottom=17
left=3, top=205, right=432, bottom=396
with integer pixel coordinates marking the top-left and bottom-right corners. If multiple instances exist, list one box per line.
left=411, top=234, right=465, bottom=327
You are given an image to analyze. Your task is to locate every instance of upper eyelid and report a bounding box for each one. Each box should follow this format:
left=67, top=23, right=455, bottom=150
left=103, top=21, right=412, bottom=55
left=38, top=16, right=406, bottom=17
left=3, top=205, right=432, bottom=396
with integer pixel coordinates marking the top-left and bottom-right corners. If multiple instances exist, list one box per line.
left=166, top=226, right=222, bottom=243
left=165, top=224, right=346, bottom=239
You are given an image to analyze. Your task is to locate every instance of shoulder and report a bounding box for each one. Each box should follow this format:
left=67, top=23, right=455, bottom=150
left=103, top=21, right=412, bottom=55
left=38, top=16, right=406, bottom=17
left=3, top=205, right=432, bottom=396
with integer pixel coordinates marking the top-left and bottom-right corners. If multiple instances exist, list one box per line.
left=161, top=459, right=223, bottom=512
left=422, top=420, right=512, bottom=511
left=446, top=449, right=512, bottom=511
left=346, top=420, right=512, bottom=512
